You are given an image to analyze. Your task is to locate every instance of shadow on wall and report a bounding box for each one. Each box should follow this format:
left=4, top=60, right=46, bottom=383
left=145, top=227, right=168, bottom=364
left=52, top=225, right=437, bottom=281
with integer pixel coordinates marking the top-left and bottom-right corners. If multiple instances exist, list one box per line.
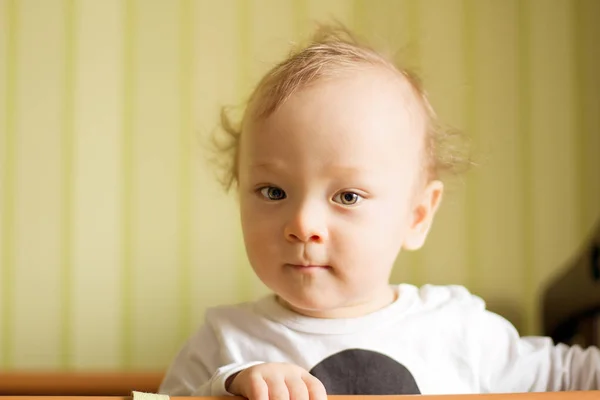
left=543, top=220, right=600, bottom=347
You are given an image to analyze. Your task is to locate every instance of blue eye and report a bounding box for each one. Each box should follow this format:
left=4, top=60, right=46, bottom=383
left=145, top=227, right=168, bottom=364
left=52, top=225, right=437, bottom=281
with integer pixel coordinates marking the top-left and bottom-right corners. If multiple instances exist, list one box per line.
left=259, top=186, right=286, bottom=201
left=333, top=191, right=362, bottom=205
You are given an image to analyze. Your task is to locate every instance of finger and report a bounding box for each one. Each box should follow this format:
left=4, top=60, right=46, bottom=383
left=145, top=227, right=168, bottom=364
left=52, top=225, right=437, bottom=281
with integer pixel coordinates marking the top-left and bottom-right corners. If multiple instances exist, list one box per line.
left=266, top=375, right=291, bottom=400
left=302, top=374, right=328, bottom=400
left=245, top=374, right=269, bottom=400
left=285, top=375, right=309, bottom=400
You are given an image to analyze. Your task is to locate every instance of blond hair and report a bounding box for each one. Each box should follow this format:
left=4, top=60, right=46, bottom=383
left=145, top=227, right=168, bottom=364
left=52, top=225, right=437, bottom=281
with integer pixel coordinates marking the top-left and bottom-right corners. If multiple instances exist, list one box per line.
left=212, top=24, right=471, bottom=191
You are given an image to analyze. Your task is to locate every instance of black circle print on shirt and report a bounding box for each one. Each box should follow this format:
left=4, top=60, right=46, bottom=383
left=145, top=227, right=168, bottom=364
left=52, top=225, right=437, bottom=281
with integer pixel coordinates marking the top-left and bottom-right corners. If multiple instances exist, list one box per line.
left=309, top=349, right=421, bottom=395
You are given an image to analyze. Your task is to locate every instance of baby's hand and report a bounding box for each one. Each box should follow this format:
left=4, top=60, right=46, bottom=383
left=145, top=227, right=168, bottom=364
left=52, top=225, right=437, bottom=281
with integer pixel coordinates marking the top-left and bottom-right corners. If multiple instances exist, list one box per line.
left=226, top=362, right=327, bottom=400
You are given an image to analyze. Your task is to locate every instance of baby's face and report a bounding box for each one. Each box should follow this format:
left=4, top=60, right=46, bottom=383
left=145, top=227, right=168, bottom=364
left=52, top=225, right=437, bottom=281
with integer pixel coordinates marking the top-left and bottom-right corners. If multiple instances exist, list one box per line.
left=238, top=67, right=434, bottom=317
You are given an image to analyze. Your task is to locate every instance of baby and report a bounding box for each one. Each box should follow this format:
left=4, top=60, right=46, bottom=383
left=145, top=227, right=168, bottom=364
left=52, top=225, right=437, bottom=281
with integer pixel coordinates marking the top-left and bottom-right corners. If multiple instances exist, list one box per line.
left=159, top=25, right=600, bottom=398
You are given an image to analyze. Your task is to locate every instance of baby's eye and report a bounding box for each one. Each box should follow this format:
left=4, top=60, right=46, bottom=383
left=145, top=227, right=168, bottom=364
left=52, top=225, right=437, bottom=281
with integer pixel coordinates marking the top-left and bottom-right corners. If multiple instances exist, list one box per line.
left=259, top=186, right=287, bottom=201
left=333, top=191, right=363, bottom=206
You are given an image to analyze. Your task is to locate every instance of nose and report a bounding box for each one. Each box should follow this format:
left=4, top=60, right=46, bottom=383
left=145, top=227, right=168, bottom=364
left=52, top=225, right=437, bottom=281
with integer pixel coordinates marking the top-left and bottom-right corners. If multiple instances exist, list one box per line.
left=284, top=202, right=328, bottom=243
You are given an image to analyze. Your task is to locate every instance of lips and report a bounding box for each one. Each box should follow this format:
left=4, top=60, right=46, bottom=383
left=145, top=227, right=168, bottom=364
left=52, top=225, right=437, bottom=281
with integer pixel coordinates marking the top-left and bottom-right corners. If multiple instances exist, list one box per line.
left=286, top=263, right=332, bottom=271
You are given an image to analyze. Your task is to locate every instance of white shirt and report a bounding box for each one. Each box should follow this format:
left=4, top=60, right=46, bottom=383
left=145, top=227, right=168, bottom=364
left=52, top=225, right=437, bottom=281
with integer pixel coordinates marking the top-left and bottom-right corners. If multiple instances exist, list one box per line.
left=159, top=284, right=600, bottom=395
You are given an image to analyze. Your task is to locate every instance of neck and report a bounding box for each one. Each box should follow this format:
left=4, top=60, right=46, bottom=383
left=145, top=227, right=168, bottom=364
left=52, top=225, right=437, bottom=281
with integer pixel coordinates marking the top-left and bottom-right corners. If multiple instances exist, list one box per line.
left=277, top=286, right=397, bottom=319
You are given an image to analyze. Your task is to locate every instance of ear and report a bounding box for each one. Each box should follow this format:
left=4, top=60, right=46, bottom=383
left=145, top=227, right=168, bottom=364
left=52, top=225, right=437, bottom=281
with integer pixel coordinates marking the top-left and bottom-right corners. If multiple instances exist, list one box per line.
left=402, top=180, right=444, bottom=251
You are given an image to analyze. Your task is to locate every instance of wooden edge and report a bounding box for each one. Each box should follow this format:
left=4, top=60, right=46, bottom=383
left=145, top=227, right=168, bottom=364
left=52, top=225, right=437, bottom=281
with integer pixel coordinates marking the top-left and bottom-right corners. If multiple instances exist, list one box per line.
left=1, top=393, right=599, bottom=400
left=0, top=371, right=164, bottom=395
left=178, top=394, right=597, bottom=400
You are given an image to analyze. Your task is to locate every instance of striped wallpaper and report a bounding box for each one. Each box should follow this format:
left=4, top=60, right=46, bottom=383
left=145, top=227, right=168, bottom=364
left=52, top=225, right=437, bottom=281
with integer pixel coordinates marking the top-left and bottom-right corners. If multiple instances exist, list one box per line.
left=0, top=0, right=599, bottom=371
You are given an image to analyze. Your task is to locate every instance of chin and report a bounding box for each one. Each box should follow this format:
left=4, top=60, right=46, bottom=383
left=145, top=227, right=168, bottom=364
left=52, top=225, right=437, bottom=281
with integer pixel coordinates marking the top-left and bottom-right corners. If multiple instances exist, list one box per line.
left=277, top=291, right=343, bottom=316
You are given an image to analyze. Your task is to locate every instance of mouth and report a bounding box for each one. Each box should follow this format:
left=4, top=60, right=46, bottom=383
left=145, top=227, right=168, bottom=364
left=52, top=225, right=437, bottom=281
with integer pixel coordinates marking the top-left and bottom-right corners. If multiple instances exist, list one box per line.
left=285, top=264, right=332, bottom=271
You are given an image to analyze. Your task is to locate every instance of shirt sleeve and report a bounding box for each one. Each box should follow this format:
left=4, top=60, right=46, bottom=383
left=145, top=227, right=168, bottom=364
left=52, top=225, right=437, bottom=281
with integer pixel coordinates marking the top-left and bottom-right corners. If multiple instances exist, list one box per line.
left=472, top=310, right=600, bottom=392
left=158, top=323, right=263, bottom=396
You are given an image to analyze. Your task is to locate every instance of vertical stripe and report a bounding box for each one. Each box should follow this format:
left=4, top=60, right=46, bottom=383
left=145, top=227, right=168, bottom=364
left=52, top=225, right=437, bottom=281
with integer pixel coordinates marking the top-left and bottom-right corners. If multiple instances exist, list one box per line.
left=517, top=0, right=535, bottom=335
left=463, top=0, right=478, bottom=293
left=14, top=0, right=64, bottom=367
left=178, top=0, right=193, bottom=340
left=572, top=0, right=587, bottom=234
left=235, top=0, right=252, bottom=302
left=60, top=0, right=76, bottom=369
left=121, top=0, right=135, bottom=368
left=1, top=0, right=17, bottom=369
left=131, top=1, right=181, bottom=367
left=589, top=0, right=600, bottom=221
left=588, top=0, right=600, bottom=223
left=595, top=0, right=600, bottom=216
left=71, top=0, right=122, bottom=368
left=596, top=0, right=600, bottom=199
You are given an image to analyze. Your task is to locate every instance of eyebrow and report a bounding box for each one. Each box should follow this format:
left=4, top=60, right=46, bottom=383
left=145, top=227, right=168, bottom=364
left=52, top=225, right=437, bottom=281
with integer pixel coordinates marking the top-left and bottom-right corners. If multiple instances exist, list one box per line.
left=249, top=161, right=288, bottom=171
left=249, top=162, right=375, bottom=176
left=327, top=165, right=373, bottom=175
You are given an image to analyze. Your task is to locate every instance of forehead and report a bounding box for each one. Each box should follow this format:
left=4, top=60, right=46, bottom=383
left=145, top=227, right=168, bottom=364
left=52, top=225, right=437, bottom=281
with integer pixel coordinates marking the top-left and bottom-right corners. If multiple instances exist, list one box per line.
left=240, top=66, right=427, bottom=174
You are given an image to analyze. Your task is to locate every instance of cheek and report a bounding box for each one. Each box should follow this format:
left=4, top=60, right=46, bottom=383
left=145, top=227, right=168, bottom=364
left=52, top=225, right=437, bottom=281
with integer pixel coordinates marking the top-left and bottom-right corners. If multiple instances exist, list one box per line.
left=336, top=201, right=407, bottom=260
left=240, top=200, right=281, bottom=259
left=241, top=200, right=278, bottom=233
